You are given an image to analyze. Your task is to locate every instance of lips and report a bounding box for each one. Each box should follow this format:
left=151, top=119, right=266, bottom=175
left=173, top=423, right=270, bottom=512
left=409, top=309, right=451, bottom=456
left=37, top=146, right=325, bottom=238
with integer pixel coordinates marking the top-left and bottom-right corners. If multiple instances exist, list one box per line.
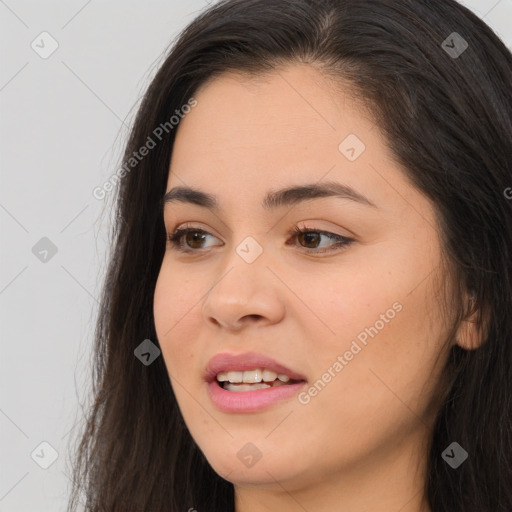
left=204, top=351, right=307, bottom=384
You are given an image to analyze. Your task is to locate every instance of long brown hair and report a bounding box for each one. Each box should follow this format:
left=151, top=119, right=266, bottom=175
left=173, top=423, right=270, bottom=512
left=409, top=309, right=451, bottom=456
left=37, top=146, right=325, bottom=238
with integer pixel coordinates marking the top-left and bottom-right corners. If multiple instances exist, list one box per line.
left=66, top=0, right=512, bottom=510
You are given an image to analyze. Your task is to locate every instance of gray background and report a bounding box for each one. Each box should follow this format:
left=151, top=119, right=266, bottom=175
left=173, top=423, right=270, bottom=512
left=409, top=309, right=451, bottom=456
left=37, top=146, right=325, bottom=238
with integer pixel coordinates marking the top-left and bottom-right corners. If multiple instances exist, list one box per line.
left=1, top=1, right=511, bottom=510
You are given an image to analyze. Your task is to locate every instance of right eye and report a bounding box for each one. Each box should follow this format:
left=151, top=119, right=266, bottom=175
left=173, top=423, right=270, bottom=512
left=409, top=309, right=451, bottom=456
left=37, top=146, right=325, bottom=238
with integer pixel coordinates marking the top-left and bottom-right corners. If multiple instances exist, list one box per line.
left=166, top=227, right=221, bottom=253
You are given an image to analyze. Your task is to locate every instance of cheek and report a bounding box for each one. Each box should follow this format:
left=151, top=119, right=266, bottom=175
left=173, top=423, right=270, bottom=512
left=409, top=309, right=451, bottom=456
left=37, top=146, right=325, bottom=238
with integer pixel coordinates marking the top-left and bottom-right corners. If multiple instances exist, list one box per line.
left=153, top=264, right=203, bottom=378
left=302, top=262, right=401, bottom=354
left=300, top=251, right=447, bottom=417
left=313, top=282, right=446, bottom=432
left=288, top=302, right=446, bottom=475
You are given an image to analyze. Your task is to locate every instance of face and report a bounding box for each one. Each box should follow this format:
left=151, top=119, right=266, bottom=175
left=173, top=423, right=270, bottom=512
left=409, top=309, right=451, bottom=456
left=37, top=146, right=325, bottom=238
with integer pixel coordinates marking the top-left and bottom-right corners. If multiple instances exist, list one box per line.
left=153, top=64, right=455, bottom=494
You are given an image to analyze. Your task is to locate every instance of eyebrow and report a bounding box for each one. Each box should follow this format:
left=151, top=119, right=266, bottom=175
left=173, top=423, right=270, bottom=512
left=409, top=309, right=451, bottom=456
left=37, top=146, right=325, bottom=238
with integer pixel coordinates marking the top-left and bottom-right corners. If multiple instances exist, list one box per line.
left=162, top=180, right=377, bottom=212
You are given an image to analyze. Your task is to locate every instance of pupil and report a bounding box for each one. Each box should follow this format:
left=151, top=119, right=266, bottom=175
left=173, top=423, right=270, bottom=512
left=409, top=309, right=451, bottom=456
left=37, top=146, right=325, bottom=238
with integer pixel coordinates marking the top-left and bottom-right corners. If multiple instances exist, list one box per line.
left=302, top=232, right=319, bottom=248
left=187, top=232, right=205, bottom=248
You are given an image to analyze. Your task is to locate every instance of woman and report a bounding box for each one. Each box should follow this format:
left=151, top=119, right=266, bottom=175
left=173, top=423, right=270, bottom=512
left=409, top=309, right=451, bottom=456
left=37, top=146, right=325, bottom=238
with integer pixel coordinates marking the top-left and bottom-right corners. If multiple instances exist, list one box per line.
left=66, top=0, right=512, bottom=510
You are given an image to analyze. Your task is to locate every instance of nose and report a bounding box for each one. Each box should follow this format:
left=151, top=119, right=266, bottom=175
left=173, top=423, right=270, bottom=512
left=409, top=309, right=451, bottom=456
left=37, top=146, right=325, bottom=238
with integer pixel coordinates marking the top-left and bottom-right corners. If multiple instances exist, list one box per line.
left=201, top=258, right=286, bottom=331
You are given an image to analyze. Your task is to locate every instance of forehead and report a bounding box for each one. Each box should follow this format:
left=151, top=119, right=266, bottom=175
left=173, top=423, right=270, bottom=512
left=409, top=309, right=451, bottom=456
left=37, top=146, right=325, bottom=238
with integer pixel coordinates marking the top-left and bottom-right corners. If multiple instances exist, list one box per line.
left=169, top=65, right=378, bottom=181
left=164, top=63, right=422, bottom=225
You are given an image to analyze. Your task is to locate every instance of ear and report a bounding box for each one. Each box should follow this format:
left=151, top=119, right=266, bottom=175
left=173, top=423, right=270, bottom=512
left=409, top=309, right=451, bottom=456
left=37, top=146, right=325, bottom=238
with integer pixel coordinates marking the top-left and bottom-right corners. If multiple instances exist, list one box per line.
left=454, top=293, right=486, bottom=350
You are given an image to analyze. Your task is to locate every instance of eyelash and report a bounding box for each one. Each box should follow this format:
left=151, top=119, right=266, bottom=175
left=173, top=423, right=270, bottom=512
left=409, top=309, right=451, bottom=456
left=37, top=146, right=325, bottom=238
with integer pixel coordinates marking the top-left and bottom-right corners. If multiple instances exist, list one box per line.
left=166, top=224, right=354, bottom=255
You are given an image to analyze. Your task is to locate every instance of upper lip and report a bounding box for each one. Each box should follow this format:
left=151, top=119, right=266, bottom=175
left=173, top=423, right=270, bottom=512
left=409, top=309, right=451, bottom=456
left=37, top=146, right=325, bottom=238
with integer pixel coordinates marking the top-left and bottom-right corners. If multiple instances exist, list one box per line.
left=204, top=352, right=308, bottom=383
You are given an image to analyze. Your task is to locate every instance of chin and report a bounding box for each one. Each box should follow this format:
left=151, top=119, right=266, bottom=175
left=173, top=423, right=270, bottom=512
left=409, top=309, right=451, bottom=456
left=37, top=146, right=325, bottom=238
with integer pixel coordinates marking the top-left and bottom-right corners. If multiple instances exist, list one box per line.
left=200, top=441, right=309, bottom=487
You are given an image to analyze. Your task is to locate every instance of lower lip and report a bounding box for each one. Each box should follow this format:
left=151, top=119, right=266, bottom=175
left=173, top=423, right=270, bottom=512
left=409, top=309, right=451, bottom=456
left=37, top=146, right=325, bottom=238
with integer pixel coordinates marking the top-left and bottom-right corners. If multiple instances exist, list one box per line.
left=207, top=380, right=307, bottom=413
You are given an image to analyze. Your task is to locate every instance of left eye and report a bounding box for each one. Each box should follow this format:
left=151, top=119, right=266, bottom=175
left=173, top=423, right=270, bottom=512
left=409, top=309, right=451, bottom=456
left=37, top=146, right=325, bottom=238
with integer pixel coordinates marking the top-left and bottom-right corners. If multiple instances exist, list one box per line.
left=166, top=224, right=354, bottom=254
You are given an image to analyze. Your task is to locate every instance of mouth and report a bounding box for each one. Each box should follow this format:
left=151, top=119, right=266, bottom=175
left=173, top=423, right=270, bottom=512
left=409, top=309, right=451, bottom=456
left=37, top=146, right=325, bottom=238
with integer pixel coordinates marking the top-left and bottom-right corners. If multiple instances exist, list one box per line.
left=204, top=351, right=307, bottom=386
left=204, top=352, right=307, bottom=413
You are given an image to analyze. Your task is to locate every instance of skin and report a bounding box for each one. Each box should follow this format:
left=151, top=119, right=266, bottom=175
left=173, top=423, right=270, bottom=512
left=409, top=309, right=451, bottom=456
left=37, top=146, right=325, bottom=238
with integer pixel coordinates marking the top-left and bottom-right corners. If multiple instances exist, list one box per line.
left=153, top=63, right=480, bottom=512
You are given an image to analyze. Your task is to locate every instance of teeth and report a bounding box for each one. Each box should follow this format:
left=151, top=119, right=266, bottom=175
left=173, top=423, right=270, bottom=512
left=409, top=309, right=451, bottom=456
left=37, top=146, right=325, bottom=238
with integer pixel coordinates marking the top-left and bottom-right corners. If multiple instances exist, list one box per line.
left=216, top=371, right=243, bottom=383
left=224, top=382, right=271, bottom=392
left=243, top=369, right=262, bottom=383
left=216, top=368, right=292, bottom=384
left=223, top=380, right=290, bottom=392
left=262, top=369, right=278, bottom=382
